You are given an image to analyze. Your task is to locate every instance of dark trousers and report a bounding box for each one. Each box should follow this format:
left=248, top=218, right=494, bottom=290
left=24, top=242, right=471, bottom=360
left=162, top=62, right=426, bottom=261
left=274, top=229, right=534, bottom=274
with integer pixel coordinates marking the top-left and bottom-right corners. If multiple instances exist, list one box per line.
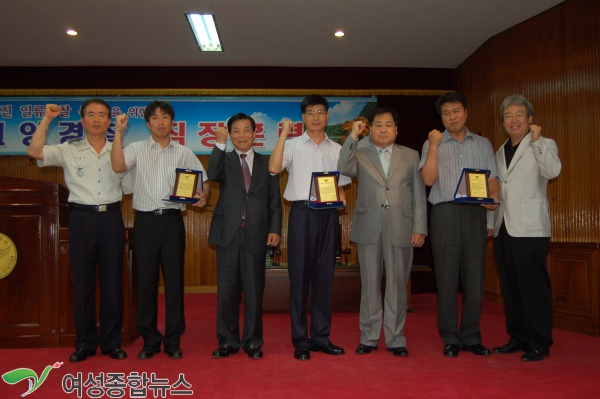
left=288, top=203, right=338, bottom=348
left=430, top=203, right=487, bottom=346
left=494, top=222, right=553, bottom=351
left=134, top=212, right=186, bottom=348
left=69, top=208, right=124, bottom=352
left=216, top=228, right=266, bottom=350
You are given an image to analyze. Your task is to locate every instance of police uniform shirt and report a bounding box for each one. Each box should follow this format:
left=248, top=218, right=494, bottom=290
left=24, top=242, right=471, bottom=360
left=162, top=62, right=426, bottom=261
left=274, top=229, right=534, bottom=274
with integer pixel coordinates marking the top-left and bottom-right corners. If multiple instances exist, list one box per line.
left=39, top=137, right=124, bottom=205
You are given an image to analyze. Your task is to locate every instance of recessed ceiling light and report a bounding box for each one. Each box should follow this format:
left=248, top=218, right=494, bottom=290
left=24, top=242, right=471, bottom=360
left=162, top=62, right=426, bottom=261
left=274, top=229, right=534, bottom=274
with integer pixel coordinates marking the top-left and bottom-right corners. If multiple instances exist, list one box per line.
left=186, top=14, right=223, bottom=52
left=66, top=29, right=78, bottom=36
left=334, top=30, right=345, bottom=38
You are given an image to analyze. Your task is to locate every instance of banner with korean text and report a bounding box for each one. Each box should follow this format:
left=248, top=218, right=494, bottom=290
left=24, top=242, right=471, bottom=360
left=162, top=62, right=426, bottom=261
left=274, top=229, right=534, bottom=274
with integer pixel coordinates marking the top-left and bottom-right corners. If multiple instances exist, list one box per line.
left=0, top=96, right=376, bottom=155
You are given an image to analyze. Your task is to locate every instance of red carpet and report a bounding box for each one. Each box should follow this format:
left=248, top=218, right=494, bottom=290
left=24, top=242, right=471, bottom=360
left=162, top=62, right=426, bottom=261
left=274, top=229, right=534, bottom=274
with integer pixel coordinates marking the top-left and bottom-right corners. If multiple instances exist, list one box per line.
left=1, top=293, right=599, bottom=398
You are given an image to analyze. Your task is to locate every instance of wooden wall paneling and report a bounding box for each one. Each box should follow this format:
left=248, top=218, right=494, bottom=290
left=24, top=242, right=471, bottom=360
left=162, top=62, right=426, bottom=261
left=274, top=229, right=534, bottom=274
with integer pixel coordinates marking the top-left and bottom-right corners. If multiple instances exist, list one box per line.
left=484, top=240, right=502, bottom=303
left=548, top=243, right=599, bottom=336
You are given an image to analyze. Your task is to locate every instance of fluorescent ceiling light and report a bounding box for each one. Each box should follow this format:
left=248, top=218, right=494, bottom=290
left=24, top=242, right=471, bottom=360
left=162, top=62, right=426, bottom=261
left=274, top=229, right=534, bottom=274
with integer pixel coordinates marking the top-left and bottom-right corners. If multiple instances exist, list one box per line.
left=186, top=14, right=223, bottom=52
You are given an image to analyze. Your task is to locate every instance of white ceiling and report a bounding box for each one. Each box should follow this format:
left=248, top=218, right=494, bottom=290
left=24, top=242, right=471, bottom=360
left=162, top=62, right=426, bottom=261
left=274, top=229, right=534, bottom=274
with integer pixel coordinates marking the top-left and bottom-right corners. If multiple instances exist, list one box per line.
left=1, top=0, right=563, bottom=69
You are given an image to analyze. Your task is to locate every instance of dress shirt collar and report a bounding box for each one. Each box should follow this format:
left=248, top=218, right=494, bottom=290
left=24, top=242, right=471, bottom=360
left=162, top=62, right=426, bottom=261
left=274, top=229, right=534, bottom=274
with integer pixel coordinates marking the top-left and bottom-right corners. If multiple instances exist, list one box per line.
left=146, top=135, right=174, bottom=149
left=374, top=144, right=393, bottom=154
left=299, top=131, right=331, bottom=146
left=79, top=136, right=110, bottom=155
left=442, top=128, right=476, bottom=143
left=235, top=148, right=254, bottom=172
left=234, top=148, right=254, bottom=159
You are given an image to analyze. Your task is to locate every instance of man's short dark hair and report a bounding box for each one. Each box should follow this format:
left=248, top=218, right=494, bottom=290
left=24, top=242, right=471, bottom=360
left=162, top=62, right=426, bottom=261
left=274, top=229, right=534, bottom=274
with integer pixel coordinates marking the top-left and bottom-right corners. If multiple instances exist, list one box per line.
left=367, top=107, right=399, bottom=127
left=300, top=94, right=329, bottom=114
left=144, top=100, right=175, bottom=123
left=435, top=92, right=468, bottom=115
left=227, top=113, right=256, bottom=132
left=80, top=98, right=111, bottom=118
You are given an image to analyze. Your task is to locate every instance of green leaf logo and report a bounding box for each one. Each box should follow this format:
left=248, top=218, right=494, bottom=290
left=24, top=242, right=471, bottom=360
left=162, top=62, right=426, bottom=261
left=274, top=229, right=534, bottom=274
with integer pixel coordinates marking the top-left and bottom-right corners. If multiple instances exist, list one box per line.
left=2, top=362, right=63, bottom=396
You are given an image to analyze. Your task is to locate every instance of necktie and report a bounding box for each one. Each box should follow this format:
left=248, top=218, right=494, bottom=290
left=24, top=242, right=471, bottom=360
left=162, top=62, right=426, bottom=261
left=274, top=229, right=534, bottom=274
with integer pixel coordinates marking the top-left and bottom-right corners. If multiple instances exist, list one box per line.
left=379, top=148, right=390, bottom=178
left=240, top=153, right=251, bottom=192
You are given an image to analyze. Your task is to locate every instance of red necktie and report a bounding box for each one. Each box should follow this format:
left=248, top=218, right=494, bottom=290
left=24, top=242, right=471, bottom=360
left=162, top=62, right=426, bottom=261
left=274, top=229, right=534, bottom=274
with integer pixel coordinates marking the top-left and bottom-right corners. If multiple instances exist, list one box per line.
left=240, top=153, right=251, bottom=192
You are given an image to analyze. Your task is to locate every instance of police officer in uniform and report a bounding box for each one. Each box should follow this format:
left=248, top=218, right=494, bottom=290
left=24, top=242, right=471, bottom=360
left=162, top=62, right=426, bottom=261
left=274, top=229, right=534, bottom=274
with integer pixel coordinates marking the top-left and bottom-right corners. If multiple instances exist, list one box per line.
left=28, top=99, right=132, bottom=362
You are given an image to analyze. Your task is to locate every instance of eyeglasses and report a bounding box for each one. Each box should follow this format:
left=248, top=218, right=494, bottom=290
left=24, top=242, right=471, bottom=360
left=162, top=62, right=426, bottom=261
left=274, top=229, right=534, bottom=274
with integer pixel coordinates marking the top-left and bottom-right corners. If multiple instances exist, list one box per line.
left=303, top=110, right=327, bottom=118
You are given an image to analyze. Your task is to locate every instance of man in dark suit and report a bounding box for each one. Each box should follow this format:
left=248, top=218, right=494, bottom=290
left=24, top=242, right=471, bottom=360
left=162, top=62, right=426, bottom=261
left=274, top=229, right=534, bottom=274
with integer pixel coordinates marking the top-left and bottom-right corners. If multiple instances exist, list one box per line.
left=338, top=107, right=427, bottom=357
left=208, top=113, right=282, bottom=360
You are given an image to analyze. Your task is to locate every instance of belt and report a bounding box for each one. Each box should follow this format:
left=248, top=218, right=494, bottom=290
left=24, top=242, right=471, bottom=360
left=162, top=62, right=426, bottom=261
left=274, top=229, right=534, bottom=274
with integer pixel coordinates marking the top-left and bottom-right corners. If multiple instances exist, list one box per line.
left=292, top=200, right=309, bottom=205
left=239, top=220, right=246, bottom=229
left=137, top=208, right=181, bottom=216
left=68, top=201, right=121, bottom=212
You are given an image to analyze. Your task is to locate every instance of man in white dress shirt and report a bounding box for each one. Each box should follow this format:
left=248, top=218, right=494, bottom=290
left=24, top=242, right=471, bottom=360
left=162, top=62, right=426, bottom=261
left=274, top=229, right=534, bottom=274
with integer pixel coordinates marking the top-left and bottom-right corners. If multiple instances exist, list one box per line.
left=269, top=95, right=351, bottom=361
left=111, top=100, right=209, bottom=360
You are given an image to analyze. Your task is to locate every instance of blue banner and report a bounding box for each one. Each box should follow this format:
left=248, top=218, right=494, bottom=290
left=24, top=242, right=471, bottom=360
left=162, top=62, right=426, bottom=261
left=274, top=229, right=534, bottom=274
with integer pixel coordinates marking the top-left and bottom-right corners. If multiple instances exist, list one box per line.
left=0, top=96, right=376, bottom=155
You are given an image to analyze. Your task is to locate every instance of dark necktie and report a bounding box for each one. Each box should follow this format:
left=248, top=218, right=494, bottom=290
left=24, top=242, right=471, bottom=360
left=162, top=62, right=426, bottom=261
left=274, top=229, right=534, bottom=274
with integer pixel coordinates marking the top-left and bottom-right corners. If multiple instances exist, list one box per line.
left=240, top=153, right=251, bottom=192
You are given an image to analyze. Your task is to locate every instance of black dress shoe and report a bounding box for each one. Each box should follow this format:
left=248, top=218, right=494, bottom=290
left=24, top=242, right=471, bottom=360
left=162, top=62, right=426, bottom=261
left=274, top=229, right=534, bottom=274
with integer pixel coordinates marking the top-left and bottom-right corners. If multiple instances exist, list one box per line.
left=165, top=345, right=183, bottom=359
left=443, top=344, right=460, bottom=358
left=102, top=348, right=127, bottom=359
left=387, top=347, right=409, bottom=357
left=521, top=349, right=549, bottom=362
left=462, top=344, right=491, bottom=356
left=493, top=343, right=525, bottom=354
left=69, top=348, right=96, bottom=362
left=356, top=344, right=377, bottom=354
left=212, top=344, right=239, bottom=359
left=310, top=342, right=345, bottom=355
left=245, top=345, right=263, bottom=359
left=138, top=345, right=161, bottom=360
left=294, top=347, right=311, bottom=361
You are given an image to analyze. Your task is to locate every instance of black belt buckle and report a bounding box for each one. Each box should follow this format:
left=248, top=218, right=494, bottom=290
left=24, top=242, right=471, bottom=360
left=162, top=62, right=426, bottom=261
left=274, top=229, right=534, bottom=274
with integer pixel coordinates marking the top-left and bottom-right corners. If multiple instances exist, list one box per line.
left=68, top=202, right=119, bottom=212
left=152, top=209, right=165, bottom=215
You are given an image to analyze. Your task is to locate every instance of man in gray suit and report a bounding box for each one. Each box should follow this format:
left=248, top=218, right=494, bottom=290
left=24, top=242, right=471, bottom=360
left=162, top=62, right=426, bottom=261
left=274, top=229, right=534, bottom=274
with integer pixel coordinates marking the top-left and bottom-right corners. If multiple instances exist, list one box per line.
left=338, top=107, right=427, bottom=357
left=208, top=113, right=282, bottom=360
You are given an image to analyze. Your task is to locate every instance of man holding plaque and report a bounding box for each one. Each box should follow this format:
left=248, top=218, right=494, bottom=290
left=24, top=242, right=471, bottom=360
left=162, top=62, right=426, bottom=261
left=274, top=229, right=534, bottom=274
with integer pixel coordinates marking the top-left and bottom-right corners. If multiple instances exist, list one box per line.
left=27, top=100, right=133, bottom=362
left=111, top=100, right=209, bottom=360
left=419, top=92, right=499, bottom=358
left=269, top=94, right=351, bottom=361
left=338, top=108, right=427, bottom=357
left=208, top=113, right=282, bottom=360
left=492, top=95, right=561, bottom=362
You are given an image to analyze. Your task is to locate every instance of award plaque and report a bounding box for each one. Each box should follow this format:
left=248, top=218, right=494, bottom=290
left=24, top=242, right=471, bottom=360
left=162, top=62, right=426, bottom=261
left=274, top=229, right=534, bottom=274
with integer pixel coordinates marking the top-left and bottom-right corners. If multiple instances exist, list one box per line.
left=307, top=171, right=345, bottom=209
left=453, top=168, right=496, bottom=204
left=168, top=168, right=203, bottom=204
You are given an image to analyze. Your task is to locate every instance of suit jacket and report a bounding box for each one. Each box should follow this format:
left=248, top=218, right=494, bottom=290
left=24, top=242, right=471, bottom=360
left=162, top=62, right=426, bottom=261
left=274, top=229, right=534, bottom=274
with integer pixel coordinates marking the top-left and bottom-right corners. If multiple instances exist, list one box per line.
left=338, top=138, right=427, bottom=246
left=493, top=133, right=561, bottom=238
left=208, top=147, right=282, bottom=254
